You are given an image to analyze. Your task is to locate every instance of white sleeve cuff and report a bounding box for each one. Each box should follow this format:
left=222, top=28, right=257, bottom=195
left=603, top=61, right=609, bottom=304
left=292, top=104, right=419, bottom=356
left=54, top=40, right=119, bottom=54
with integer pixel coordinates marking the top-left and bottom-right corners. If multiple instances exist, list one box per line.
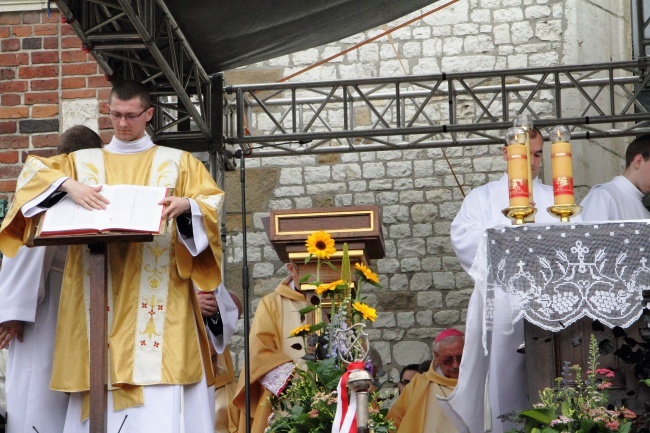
left=22, top=178, right=69, bottom=217
left=177, top=199, right=209, bottom=257
left=260, top=362, right=295, bottom=397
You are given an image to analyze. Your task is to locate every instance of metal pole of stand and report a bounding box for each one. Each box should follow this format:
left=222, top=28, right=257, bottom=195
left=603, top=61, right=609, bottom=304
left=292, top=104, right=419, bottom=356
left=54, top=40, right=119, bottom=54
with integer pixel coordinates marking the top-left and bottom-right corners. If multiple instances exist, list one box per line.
left=237, top=149, right=252, bottom=433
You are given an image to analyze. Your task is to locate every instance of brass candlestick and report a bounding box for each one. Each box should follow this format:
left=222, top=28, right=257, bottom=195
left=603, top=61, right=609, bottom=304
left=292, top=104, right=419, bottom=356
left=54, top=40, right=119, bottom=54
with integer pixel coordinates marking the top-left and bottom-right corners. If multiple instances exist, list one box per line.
left=502, top=205, right=537, bottom=225
left=547, top=204, right=582, bottom=223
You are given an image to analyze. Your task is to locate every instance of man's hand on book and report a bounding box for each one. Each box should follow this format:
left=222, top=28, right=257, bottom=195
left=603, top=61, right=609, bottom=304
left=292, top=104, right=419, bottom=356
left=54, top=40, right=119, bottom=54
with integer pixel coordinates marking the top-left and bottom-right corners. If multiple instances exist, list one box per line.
left=59, top=179, right=109, bottom=210
left=159, top=196, right=191, bottom=220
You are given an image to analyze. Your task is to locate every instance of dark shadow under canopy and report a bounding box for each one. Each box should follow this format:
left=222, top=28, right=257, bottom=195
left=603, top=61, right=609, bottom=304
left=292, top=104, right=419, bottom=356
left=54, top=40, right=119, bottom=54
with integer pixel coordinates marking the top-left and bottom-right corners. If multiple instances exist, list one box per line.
left=164, top=0, right=441, bottom=73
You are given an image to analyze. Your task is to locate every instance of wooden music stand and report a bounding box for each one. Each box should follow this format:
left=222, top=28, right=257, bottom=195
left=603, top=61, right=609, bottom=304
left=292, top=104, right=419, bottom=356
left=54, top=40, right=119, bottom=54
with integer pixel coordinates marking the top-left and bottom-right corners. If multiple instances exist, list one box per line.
left=32, top=231, right=154, bottom=433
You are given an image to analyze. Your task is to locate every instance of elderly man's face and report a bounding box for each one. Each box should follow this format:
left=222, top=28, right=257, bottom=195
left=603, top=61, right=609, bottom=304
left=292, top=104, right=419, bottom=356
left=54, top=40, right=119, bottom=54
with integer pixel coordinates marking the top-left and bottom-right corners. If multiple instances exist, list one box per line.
left=434, top=338, right=464, bottom=379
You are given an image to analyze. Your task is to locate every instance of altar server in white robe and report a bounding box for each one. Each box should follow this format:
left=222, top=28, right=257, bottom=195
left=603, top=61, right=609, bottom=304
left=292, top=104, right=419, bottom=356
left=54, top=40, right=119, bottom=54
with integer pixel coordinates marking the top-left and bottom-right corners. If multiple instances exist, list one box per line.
left=581, top=134, right=650, bottom=221
left=0, top=126, right=102, bottom=433
left=446, top=128, right=556, bottom=433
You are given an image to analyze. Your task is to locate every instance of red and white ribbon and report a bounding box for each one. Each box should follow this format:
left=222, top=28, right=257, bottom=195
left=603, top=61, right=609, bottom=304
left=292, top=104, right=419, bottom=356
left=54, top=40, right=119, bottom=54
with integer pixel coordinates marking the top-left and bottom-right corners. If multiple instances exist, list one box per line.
left=331, top=361, right=364, bottom=433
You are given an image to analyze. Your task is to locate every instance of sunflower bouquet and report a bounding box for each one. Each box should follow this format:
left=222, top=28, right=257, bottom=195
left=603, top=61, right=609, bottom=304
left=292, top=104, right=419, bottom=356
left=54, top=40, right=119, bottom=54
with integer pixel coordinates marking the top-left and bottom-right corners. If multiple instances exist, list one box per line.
left=266, top=230, right=393, bottom=433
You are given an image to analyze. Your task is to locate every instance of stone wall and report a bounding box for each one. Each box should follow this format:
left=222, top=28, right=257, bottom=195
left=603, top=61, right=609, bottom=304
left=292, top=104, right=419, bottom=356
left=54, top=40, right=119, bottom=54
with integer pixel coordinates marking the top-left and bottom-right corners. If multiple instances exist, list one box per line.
left=225, top=0, right=633, bottom=383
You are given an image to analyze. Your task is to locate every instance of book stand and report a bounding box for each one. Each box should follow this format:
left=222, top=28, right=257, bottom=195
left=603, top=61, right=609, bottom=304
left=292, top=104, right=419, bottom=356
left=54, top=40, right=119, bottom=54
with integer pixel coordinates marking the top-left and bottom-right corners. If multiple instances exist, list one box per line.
left=33, top=232, right=154, bottom=433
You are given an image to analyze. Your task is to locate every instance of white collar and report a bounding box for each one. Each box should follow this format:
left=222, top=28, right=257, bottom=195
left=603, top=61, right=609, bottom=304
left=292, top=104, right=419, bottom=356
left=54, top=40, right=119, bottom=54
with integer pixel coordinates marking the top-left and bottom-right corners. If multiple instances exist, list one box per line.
left=105, top=134, right=155, bottom=154
left=613, top=175, right=644, bottom=199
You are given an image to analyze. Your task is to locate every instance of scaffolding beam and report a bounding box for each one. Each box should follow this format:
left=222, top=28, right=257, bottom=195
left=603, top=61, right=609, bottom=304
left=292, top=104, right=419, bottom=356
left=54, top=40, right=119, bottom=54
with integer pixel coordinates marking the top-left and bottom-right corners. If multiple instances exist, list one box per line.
left=224, top=60, right=650, bottom=157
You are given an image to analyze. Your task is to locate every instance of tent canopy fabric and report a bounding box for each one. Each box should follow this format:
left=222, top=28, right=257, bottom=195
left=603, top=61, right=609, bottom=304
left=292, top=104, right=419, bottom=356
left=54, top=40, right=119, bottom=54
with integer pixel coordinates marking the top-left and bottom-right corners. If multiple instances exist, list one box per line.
left=164, top=0, right=440, bottom=74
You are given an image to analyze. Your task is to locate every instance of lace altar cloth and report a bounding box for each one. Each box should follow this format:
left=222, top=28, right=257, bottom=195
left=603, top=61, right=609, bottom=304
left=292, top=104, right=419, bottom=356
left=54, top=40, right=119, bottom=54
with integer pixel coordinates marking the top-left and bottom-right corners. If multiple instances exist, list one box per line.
left=472, top=221, right=650, bottom=335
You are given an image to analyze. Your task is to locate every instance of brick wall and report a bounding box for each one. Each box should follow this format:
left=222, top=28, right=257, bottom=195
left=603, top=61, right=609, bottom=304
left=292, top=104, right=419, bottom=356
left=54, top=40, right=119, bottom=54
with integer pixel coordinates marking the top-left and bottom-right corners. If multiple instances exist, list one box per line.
left=0, top=10, right=108, bottom=201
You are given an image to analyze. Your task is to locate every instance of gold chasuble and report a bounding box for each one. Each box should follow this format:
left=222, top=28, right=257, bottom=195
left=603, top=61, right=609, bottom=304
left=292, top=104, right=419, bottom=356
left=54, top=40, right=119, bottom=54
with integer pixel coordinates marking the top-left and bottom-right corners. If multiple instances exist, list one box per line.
left=387, top=362, right=458, bottom=433
left=233, top=282, right=306, bottom=433
left=0, top=146, right=224, bottom=410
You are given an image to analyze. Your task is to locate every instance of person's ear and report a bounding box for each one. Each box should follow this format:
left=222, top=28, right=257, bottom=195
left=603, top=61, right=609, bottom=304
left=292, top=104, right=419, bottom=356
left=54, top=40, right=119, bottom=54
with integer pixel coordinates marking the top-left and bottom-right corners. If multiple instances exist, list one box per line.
left=501, top=146, right=508, bottom=162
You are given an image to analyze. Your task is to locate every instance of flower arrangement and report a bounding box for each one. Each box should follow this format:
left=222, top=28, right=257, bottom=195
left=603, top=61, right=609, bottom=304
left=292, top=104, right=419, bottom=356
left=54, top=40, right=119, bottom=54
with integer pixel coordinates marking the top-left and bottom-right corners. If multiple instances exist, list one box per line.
left=266, top=230, right=394, bottom=433
left=506, top=335, right=636, bottom=433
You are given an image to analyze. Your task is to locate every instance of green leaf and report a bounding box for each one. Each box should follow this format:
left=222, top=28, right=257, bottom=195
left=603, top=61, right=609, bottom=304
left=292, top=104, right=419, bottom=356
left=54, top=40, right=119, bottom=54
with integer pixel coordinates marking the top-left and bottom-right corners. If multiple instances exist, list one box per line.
left=298, top=305, right=318, bottom=315
left=618, top=422, right=632, bottom=433
left=640, top=379, right=650, bottom=387
left=304, top=255, right=312, bottom=265
left=560, top=400, right=571, bottom=417
left=299, top=274, right=312, bottom=284
left=324, top=260, right=338, bottom=271
left=309, top=323, right=327, bottom=333
left=519, top=409, right=555, bottom=425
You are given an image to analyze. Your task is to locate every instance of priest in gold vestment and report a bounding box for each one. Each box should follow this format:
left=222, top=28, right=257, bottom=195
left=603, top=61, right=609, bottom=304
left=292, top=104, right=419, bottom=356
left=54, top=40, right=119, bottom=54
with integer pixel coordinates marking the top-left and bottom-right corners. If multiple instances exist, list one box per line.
left=0, top=80, right=224, bottom=433
left=387, top=329, right=465, bottom=433
left=233, top=263, right=307, bottom=433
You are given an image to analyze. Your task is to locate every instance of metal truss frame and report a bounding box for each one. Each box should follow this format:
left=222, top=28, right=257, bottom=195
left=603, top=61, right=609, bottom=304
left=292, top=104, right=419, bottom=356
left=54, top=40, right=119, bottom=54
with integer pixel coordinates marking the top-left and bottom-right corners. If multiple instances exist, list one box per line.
left=224, top=60, right=650, bottom=157
left=56, top=0, right=221, bottom=152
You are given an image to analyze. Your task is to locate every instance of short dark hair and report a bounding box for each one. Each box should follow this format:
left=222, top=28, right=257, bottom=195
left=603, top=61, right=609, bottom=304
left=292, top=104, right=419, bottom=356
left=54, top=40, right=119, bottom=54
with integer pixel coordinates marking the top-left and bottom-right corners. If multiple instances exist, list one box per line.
left=400, top=364, right=419, bottom=380
left=109, top=79, right=152, bottom=108
left=417, top=359, right=432, bottom=374
left=625, top=134, right=650, bottom=168
left=57, top=125, right=103, bottom=154
left=529, top=127, right=542, bottom=140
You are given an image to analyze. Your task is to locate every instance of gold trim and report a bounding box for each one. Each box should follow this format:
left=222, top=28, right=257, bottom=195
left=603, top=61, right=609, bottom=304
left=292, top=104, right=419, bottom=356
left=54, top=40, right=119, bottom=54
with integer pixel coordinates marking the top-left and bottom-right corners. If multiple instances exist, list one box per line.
left=274, top=210, right=375, bottom=235
left=288, top=250, right=366, bottom=260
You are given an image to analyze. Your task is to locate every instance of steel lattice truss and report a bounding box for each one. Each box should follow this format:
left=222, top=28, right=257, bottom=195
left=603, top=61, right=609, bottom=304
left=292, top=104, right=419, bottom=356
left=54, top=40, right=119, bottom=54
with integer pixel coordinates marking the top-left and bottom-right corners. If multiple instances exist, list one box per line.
left=57, top=0, right=220, bottom=151
left=224, top=60, right=650, bottom=157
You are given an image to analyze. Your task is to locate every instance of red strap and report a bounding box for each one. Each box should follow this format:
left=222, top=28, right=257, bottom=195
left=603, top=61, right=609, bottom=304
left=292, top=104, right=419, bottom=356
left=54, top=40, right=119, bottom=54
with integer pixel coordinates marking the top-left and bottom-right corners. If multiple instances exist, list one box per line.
left=338, top=361, right=365, bottom=432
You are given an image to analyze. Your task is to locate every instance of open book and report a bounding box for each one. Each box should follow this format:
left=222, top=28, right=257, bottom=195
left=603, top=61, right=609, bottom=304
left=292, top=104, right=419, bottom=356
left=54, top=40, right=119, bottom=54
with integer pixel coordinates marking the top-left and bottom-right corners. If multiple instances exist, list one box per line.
left=38, top=184, right=169, bottom=237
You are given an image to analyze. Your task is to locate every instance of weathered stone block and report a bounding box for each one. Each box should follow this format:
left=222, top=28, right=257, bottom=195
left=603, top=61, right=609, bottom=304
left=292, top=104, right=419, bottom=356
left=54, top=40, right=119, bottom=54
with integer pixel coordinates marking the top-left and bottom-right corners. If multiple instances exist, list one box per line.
left=413, top=223, right=433, bottom=237
left=400, top=257, right=421, bottom=272
left=417, top=291, right=443, bottom=309
left=392, top=341, right=430, bottom=366
left=376, top=191, right=399, bottom=205
left=434, top=310, right=461, bottom=325
left=377, top=258, right=400, bottom=274
left=410, top=272, right=433, bottom=291
left=389, top=224, right=411, bottom=239
left=389, top=274, right=409, bottom=291
left=446, top=289, right=474, bottom=308
left=396, top=312, right=415, bottom=328
left=253, top=262, right=275, bottom=279
left=369, top=179, right=393, bottom=191
left=411, top=203, right=438, bottom=223
left=432, top=272, right=457, bottom=290
left=363, top=162, right=385, bottom=179
left=416, top=310, right=434, bottom=326
left=373, top=312, right=396, bottom=328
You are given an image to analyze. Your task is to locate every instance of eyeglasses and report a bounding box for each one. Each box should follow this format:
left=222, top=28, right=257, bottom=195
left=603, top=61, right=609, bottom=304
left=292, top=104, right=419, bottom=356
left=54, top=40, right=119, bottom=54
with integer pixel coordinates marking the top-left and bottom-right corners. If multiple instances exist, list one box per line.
left=109, top=107, right=150, bottom=122
left=434, top=351, right=462, bottom=366
left=399, top=380, right=410, bottom=387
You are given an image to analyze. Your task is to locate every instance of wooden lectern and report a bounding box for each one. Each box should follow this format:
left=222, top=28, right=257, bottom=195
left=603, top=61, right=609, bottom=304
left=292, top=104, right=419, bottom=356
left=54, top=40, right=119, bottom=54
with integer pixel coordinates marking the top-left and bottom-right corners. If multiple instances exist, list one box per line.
left=32, top=232, right=154, bottom=433
left=268, top=206, right=385, bottom=282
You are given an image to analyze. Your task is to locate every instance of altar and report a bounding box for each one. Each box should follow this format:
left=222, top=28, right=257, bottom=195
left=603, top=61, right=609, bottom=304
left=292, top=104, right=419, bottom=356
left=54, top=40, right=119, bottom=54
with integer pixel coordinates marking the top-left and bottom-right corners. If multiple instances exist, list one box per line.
left=441, top=220, right=650, bottom=433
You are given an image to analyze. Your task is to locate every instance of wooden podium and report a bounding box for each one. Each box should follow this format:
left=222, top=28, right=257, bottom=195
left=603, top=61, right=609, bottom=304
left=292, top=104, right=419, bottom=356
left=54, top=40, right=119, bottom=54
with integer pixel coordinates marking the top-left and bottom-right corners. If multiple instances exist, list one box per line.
left=33, top=232, right=154, bottom=433
left=268, top=206, right=385, bottom=283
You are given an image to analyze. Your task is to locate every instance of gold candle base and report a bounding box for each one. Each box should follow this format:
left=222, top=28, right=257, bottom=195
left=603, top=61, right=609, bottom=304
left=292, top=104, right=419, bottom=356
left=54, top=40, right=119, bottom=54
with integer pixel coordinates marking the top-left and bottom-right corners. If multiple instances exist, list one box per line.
left=546, top=204, right=582, bottom=222
left=502, top=206, right=537, bottom=225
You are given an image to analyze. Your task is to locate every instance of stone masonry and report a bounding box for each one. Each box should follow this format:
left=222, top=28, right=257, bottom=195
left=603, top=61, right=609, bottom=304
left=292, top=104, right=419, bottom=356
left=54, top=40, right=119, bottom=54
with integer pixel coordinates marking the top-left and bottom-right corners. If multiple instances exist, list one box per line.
left=0, top=0, right=633, bottom=386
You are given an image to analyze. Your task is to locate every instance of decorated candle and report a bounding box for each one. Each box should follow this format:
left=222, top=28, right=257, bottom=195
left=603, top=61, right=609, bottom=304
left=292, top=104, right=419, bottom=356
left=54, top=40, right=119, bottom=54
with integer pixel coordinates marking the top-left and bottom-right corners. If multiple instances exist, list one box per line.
left=513, top=113, right=535, bottom=203
left=550, top=125, right=574, bottom=205
left=505, top=127, right=530, bottom=207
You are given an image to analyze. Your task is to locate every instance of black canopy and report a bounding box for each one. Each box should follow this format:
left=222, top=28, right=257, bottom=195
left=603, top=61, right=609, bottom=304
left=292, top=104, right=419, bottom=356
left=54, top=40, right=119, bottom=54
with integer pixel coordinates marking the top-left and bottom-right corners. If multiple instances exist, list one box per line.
left=164, top=0, right=441, bottom=73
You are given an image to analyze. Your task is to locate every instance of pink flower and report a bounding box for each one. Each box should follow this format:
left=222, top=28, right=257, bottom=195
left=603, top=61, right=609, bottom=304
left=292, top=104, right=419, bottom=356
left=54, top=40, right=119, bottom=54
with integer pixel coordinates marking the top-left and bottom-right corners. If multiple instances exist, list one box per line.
left=309, top=409, right=319, bottom=418
left=605, top=420, right=619, bottom=430
left=597, top=381, right=612, bottom=389
left=622, top=408, right=637, bottom=419
left=595, top=368, right=615, bottom=378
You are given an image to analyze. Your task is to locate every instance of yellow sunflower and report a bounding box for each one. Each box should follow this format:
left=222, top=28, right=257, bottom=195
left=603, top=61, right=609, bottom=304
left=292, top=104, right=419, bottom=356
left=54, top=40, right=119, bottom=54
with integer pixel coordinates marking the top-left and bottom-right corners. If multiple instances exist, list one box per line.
left=315, top=279, right=345, bottom=295
left=354, top=262, right=379, bottom=284
left=289, top=324, right=311, bottom=337
left=306, top=230, right=336, bottom=260
left=352, top=301, right=377, bottom=322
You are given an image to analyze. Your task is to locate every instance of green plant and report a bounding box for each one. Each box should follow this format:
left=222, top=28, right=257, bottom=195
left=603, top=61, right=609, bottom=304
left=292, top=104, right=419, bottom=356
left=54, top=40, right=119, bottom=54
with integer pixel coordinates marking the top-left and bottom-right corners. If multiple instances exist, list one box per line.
left=266, top=231, right=393, bottom=433
left=507, top=335, right=636, bottom=433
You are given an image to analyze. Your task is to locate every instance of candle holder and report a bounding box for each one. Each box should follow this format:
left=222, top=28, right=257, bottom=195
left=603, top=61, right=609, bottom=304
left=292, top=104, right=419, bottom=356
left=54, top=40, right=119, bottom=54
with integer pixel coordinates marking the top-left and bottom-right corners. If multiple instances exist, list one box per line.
left=546, top=204, right=582, bottom=222
left=502, top=205, right=537, bottom=225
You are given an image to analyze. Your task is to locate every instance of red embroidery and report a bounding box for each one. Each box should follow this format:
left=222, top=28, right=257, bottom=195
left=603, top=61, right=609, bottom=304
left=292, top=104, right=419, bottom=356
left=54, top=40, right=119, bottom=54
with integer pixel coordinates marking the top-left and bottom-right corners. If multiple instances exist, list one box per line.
left=140, top=340, right=146, bottom=346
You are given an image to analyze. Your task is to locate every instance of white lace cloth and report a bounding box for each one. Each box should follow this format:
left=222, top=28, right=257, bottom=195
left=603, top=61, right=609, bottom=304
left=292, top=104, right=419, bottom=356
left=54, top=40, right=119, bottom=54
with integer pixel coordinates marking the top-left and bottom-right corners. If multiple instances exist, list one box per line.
left=471, top=221, right=650, bottom=345
left=260, top=361, right=295, bottom=397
